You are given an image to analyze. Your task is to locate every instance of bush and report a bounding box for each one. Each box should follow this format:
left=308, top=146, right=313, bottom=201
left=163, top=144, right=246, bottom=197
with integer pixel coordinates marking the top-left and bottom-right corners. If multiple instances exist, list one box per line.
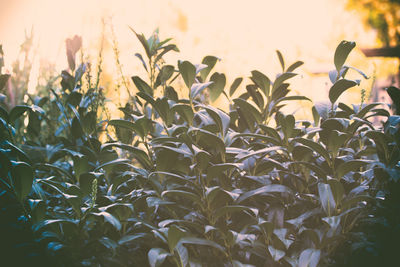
left=0, top=30, right=399, bottom=266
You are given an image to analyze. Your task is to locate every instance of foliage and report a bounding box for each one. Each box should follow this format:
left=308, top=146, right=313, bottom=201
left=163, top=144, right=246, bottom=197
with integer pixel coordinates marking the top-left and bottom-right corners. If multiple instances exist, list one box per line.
left=0, top=30, right=398, bottom=266
left=330, top=85, right=400, bottom=267
left=348, top=0, right=400, bottom=46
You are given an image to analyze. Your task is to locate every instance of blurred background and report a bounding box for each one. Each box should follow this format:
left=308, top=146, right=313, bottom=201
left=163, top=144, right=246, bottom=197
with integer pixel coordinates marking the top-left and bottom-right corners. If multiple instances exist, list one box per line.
left=0, top=0, right=399, bottom=116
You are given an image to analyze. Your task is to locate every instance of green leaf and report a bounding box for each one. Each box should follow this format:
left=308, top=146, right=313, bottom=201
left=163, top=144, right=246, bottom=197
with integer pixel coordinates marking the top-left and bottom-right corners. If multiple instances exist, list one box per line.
left=232, top=133, right=282, bottom=146
left=132, top=76, right=153, bottom=96
left=269, top=245, right=285, bottom=262
left=334, top=40, right=356, bottom=72
left=33, top=219, right=78, bottom=232
left=9, top=105, right=31, bottom=122
left=92, top=211, right=122, bottom=231
left=156, top=65, right=175, bottom=87
left=154, top=97, right=173, bottom=126
left=162, top=189, right=202, bottom=205
left=229, top=77, right=243, bottom=97
left=387, top=86, right=400, bottom=114
left=327, top=179, right=345, bottom=206
left=108, top=118, right=152, bottom=140
left=207, top=163, right=240, bottom=180
left=101, top=142, right=152, bottom=169
left=73, top=155, right=89, bottom=178
left=200, top=55, right=219, bottom=81
left=286, top=61, right=304, bottom=72
left=11, top=161, right=34, bottom=201
left=155, top=44, right=179, bottom=64
left=168, top=225, right=186, bottom=251
left=191, top=82, right=213, bottom=100
left=237, top=184, right=292, bottom=203
left=146, top=197, right=175, bottom=207
left=236, top=146, right=282, bottom=161
left=269, top=96, right=311, bottom=113
left=208, top=72, right=226, bottom=102
left=250, top=70, right=271, bottom=97
left=172, top=104, right=194, bottom=125
left=213, top=205, right=258, bottom=220
left=179, top=237, right=225, bottom=253
left=0, top=106, right=8, bottom=122
left=135, top=53, right=148, bottom=72
left=286, top=209, right=320, bottom=228
left=94, top=158, right=130, bottom=171
left=178, top=60, right=196, bottom=89
left=246, top=84, right=264, bottom=109
left=322, top=215, right=341, bottom=231
left=295, top=138, right=331, bottom=165
left=190, top=128, right=226, bottom=155
left=148, top=248, right=170, bottom=267
left=175, top=243, right=189, bottom=267
left=200, top=105, right=230, bottom=135
left=318, top=183, right=336, bottom=216
left=336, top=159, right=372, bottom=179
left=79, top=172, right=96, bottom=196
left=299, top=248, right=321, bottom=267
left=118, top=233, right=147, bottom=245
left=233, top=98, right=262, bottom=124
left=329, top=79, right=359, bottom=103
left=276, top=50, right=285, bottom=72
left=272, top=72, right=297, bottom=92
left=129, top=27, right=151, bottom=58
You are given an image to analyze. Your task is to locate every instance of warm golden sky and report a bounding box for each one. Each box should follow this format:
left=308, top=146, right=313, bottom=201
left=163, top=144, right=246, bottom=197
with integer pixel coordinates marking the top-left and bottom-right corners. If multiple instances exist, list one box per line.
left=0, top=0, right=396, bottom=108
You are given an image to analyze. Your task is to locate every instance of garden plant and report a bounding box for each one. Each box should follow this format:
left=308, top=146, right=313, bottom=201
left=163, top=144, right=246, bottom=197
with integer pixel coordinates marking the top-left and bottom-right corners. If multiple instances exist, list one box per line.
left=0, top=29, right=399, bottom=266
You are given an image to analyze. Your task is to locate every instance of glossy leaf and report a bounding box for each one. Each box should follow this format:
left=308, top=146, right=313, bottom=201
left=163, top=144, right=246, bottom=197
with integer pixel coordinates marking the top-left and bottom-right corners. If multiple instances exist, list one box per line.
left=200, top=55, right=219, bottom=81
left=178, top=60, right=196, bottom=89
left=334, top=40, right=356, bottom=72
left=229, top=77, right=243, bottom=97
left=329, top=79, right=359, bottom=104
left=208, top=72, right=226, bottom=102
left=318, top=183, right=336, bottom=216
left=11, top=161, right=34, bottom=201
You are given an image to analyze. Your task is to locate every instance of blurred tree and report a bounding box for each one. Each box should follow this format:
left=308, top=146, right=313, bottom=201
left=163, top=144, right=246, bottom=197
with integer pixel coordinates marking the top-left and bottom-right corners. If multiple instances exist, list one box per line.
left=348, top=0, right=400, bottom=46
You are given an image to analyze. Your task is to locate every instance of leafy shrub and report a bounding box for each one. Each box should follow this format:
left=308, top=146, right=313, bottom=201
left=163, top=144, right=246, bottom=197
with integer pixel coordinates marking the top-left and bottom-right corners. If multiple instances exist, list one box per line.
left=0, top=30, right=399, bottom=266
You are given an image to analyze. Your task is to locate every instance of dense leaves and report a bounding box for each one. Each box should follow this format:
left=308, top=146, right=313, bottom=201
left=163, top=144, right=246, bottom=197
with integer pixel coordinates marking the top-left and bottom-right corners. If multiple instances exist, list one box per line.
left=0, top=30, right=398, bottom=267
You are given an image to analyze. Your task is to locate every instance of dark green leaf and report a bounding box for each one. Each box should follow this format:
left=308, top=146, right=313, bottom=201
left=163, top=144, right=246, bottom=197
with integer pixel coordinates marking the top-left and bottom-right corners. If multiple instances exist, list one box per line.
left=329, top=79, right=359, bottom=103
left=132, top=76, right=153, bottom=96
left=334, top=40, right=356, bottom=72
left=251, top=70, right=271, bottom=97
left=237, top=184, right=292, bottom=203
left=92, top=211, right=122, bottom=231
left=208, top=72, right=226, bottom=102
left=276, top=50, right=285, bottom=72
left=229, top=77, right=243, bottom=97
left=191, top=81, right=213, bottom=100
left=318, top=183, right=336, bottom=216
left=11, top=161, right=34, bottom=201
left=148, top=248, right=170, bottom=267
left=178, top=60, right=196, bottom=89
left=286, top=61, right=304, bottom=72
left=200, top=55, right=219, bottom=81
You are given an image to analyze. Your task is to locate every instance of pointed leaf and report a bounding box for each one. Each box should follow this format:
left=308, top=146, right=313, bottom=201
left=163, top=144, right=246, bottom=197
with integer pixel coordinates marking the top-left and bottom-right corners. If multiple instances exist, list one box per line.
left=178, top=60, right=196, bottom=89
left=11, top=161, right=34, bottom=201
left=132, top=76, right=153, bottom=96
left=329, top=79, right=359, bottom=103
left=208, top=72, right=226, bottom=102
left=334, top=40, right=356, bottom=72
left=191, top=82, right=213, bottom=100
left=318, top=183, right=336, bottom=216
left=200, top=55, right=219, bottom=81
